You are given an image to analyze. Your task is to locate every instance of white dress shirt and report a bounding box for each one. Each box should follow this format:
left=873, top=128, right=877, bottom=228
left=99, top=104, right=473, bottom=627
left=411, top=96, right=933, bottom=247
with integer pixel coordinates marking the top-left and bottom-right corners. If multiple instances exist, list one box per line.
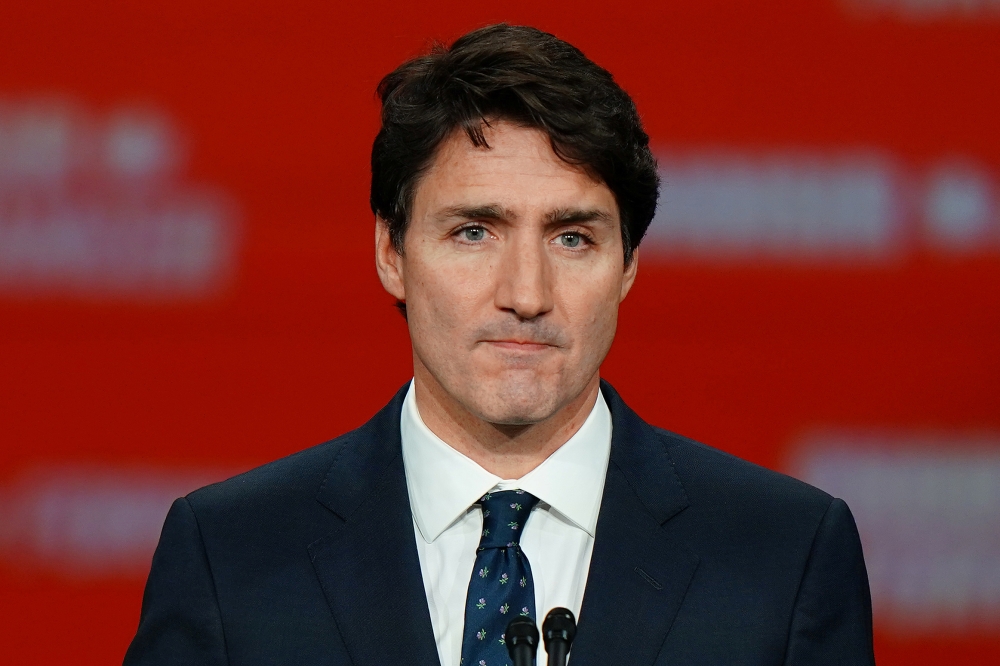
left=400, top=380, right=612, bottom=666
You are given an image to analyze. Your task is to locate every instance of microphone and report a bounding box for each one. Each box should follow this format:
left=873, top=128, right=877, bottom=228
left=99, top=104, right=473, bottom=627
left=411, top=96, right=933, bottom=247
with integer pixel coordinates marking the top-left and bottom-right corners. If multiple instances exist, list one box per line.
left=542, top=607, right=577, bottom=666
left=505, top=616, right=540, bottom=666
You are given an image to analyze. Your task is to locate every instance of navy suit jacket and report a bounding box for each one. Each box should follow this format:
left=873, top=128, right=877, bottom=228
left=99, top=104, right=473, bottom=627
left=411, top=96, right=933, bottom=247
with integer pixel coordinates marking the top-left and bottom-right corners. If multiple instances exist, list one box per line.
left=125, top=382, right=875, bottom=665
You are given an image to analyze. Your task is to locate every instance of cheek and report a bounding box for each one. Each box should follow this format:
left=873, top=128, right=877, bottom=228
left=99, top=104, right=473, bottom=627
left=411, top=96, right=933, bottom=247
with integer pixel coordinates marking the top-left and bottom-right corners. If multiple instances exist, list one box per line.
left=406, top=253, right=493, bottom=329
left=557, top=270, right=622, bottom=338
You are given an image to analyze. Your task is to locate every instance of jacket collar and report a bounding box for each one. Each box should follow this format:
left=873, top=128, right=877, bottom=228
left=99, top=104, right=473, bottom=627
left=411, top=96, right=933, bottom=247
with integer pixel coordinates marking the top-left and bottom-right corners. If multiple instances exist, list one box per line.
left=569, top=381, right=699, bottom=666
left=307, top=381, right=698, bottom=666
left=308, top=384, right=442, bottom=666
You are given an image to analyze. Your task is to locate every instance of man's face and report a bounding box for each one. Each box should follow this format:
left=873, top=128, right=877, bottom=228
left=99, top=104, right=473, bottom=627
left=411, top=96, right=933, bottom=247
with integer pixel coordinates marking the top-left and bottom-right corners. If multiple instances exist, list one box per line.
left=376, top=121, right=637, bottom=426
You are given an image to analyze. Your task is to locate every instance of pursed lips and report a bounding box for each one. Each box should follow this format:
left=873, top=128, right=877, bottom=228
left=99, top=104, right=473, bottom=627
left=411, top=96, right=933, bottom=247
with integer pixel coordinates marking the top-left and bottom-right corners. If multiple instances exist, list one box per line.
left=480, top=339, right=556, bottom=352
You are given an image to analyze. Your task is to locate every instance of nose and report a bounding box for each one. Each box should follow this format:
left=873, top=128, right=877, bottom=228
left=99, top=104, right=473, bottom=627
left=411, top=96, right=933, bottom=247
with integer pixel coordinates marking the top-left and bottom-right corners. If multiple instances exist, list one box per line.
left=494, top=235, right=554, bottom=320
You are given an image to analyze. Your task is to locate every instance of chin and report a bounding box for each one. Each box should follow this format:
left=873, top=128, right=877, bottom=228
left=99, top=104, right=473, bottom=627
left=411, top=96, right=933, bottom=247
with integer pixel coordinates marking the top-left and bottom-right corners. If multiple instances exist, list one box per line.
left=467, top=377, right=565, bottom=425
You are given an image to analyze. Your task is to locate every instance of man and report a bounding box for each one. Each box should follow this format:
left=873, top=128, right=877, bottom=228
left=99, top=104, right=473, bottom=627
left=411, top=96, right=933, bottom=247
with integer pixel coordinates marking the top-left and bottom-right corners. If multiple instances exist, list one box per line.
left=125, top=24, right=874, bottom=665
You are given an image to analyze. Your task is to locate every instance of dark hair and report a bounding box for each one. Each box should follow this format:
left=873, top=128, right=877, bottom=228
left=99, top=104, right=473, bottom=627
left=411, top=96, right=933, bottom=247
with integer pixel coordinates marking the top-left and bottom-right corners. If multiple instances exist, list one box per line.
left=370, top=23, right=659, bottom=265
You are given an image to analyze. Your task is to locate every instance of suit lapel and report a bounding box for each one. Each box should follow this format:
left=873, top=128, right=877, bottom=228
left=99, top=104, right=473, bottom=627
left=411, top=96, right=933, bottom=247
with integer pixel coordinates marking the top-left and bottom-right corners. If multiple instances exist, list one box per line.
left=570, top=383, right=700, bottom=666
left=307, top=387, right=441, bottom=666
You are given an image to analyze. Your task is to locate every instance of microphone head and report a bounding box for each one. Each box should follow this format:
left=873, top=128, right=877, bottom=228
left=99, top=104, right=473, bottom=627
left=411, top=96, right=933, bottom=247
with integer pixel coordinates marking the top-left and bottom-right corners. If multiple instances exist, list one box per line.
left=542, top=607, right=577, bottom=648
left=505, top=616, right=540, bottom=656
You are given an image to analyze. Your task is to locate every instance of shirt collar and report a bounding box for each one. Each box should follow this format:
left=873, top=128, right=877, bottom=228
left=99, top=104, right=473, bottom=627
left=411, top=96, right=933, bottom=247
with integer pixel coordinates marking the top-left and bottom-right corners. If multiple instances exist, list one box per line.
left=400, top=380, right=612, bottom=543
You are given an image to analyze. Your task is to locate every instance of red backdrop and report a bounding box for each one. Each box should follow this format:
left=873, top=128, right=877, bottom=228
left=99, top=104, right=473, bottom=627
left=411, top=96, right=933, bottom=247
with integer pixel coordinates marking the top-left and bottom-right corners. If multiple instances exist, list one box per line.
left=1, top=1, right=998, bottom=663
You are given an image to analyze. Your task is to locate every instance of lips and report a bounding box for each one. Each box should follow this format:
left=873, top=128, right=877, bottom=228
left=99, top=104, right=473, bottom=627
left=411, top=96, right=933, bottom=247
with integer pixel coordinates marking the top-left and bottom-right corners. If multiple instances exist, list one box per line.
left=472, top=322, right=568, bottom=349
left=483, top=340, right=553, bottom=351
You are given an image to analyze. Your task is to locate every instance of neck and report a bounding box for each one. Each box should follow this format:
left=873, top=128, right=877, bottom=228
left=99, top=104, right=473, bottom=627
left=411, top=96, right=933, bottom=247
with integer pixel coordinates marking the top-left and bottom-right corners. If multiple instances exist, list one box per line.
left=412, top=370, right=601, bottom=479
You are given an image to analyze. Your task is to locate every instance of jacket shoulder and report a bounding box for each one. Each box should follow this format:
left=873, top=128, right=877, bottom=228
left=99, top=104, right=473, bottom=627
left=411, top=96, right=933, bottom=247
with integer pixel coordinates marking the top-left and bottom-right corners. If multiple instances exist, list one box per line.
left=187, top=435, right=343, bottom=508
left=186, top=385, right=408, bottom=516
left=652, top=426, right=835, bottom=524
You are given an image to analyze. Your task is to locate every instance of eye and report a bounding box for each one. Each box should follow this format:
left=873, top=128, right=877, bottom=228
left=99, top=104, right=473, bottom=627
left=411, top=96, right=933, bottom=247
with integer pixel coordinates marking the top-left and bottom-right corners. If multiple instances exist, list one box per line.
left=461, top=226, right=487, bottom=242
left=558, top=232, right=583, bottom=248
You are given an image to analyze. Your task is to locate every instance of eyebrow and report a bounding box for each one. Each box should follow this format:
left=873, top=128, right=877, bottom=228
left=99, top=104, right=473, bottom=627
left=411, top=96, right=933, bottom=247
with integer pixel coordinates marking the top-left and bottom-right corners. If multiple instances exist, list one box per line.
left=436, top=204, right=517, bottom=222
left=544, top=208, right=615, bottom=226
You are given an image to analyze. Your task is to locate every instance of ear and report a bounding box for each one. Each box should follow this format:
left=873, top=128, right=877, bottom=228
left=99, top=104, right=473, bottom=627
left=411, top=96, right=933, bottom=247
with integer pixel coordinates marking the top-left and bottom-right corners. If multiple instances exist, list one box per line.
left=619, top=248, right=638, bottom=302
left=375, top=217, right=406, bottom=301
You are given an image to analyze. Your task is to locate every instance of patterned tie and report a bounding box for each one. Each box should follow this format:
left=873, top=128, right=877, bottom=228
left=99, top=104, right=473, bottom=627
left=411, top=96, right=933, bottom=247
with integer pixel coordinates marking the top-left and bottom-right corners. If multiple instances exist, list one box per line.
left=461, top=490, right=540, bottom=666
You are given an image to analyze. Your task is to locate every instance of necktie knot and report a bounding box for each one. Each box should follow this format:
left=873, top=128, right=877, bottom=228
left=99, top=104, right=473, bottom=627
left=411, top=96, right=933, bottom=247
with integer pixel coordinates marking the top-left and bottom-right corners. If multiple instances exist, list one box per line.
left=478, top=490, right=539, bottom=550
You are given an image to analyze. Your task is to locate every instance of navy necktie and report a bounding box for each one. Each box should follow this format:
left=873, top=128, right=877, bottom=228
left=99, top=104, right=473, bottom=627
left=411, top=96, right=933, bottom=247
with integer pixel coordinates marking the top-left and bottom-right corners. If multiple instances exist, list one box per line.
left=461, top=490, right=540, bottom=666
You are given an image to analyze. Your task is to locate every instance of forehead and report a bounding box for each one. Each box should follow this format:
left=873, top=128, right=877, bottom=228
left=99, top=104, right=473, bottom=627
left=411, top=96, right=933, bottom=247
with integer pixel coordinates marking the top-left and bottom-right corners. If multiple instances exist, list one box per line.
left=411, top=122, right=618, bottom=219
